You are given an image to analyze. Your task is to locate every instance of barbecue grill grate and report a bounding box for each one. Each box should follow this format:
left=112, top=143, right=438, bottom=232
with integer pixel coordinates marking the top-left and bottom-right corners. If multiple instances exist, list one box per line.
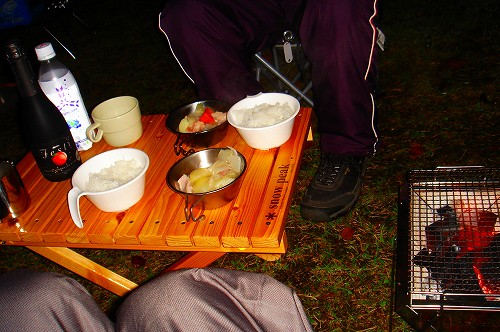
left=399, top=167, right=500, bottom=311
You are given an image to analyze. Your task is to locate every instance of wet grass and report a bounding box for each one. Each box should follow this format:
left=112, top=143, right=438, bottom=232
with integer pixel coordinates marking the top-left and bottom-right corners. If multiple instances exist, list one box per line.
left=1, top=0, right=499, bottom=330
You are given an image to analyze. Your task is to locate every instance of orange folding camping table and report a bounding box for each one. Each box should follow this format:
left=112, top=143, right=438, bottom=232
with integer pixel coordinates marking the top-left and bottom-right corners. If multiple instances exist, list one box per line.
left=0, top=108, right=312, bottom=296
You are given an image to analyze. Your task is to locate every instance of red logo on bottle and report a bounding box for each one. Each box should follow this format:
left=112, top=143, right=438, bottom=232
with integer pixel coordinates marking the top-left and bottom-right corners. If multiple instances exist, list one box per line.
left=51, top=151, right=68, bottom=166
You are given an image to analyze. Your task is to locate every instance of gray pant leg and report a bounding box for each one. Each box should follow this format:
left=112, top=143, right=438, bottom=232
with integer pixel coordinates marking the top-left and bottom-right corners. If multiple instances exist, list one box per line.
left=0, top=269, right=114, bottom=332
left=116, top=268, right=314, bottom=332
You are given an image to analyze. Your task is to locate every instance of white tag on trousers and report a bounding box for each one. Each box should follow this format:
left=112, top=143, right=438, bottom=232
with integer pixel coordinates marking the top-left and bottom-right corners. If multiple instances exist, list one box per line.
left=283, top=42, right=293, bottom=63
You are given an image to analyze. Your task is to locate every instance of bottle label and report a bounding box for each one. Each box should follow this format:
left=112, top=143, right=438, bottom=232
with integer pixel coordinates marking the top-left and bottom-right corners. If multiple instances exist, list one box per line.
left=31, top=134, right=82, bottom=180
left=39, top=73, right=93, bottom=151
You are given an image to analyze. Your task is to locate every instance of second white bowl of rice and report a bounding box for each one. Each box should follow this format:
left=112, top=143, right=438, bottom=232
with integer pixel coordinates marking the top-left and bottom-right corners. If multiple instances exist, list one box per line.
left=67, top=148, right=149, bottom=228
left=227, top=93, right=300, bottom=150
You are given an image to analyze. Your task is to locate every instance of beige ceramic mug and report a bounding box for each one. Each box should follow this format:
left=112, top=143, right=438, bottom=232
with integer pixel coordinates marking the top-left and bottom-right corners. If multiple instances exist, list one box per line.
left=86, top=96, right=143, bottom=147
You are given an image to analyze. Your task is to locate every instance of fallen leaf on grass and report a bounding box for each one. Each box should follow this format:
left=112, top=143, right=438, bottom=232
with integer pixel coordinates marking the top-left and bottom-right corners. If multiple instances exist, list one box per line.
left=131, top=255, right=146, bottom=267
left=341, top=227, right=355, bottom=240
left=409, top=142, right=425, bottom=159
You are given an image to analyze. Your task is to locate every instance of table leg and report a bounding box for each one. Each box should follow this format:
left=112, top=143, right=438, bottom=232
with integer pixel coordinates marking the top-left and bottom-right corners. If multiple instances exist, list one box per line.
left=164, top=251, right=226, bottom=272
left=254, top=253, right=282, bottom=261
left=27, top=246, right=138, bottom=296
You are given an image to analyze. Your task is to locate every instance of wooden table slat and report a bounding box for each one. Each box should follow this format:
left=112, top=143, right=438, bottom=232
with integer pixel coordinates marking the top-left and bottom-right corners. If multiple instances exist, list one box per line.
left=221, top=150, right=275, bottom=248
left=139, top=187, right=183, bottom=245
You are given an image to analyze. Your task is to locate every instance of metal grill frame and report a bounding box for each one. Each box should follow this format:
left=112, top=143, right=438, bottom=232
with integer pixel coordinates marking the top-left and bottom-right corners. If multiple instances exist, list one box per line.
left=395, top=167, right=500, bottom=317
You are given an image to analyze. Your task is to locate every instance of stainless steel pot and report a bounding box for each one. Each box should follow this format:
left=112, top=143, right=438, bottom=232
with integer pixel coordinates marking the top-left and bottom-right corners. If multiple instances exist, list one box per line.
left=165, top=100, right=231, bottom=156
left=166, top=148, right=247, bottom=221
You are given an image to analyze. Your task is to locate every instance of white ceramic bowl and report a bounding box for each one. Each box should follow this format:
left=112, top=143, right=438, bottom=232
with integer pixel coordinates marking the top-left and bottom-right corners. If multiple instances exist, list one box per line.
left=67, top=148, right=149, bottom=228
left=227, top=93, right=300, bottom=150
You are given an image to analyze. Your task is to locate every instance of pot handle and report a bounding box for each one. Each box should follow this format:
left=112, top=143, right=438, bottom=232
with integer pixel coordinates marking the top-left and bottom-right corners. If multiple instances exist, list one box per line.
left=174, top=133, right=196, bottom=156
left=183, top=193, right=206, bottom=222
left=68, top=187, right=85, bottom=228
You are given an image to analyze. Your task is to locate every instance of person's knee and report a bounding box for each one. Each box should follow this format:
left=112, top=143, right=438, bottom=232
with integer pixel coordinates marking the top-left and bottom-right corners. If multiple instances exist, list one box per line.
left=0, top=269, right=114, bottom=332
left=116, top=268, right=314, bottom=331
left=0, top=269, right=73, bottom=301
left=161, top=0, right=216, bottom=33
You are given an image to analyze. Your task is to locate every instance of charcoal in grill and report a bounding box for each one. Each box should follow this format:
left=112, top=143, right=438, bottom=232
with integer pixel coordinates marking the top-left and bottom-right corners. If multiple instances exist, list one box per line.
left=413, top=246, right=481, bottom=294
left=425, top=205, right=459, bottom=252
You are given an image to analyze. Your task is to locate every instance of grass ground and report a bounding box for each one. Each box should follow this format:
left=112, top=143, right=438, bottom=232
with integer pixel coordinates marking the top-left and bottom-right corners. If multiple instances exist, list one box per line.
left=0, top=0, right=499, bottom=331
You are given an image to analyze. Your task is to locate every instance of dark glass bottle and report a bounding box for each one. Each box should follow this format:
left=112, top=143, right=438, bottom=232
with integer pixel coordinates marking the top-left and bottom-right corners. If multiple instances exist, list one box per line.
left=5, top=40, right=81, bottom=182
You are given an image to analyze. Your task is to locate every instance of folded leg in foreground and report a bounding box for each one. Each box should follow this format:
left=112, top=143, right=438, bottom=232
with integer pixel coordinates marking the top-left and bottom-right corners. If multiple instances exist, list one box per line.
left=0, top=268, right=314, bottom=332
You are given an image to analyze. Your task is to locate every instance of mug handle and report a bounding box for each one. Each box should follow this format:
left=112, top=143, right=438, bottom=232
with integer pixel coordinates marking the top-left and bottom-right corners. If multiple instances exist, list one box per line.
left=67, top=187, right=85, bottom=228
left=86, top=123, right=103, bottom=142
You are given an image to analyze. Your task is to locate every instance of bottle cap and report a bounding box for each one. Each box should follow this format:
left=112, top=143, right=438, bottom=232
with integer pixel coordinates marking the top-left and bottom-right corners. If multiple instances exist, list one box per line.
left=5, top=39, right=25, bottom=61
left=35, top=42, right=56, bottom=61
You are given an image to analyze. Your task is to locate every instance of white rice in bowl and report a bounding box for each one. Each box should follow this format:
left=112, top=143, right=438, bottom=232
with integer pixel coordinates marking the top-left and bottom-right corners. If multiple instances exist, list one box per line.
left=85, top=159, right=143, bottom=192
left=230, top=102, right=294, bottom=128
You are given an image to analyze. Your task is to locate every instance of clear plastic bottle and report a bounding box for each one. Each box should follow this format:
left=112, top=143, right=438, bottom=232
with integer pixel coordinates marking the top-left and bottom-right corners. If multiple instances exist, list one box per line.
left=35, top=42, right=92, bottom=151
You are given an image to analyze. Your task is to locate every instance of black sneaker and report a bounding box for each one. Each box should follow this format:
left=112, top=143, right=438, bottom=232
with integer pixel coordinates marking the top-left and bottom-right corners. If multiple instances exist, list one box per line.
left=300, top=153, right=368, bottom=222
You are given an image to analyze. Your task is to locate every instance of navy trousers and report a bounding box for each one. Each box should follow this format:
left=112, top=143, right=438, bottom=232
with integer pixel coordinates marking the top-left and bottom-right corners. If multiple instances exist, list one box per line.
left=159, top=0, right=380, bottom=156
